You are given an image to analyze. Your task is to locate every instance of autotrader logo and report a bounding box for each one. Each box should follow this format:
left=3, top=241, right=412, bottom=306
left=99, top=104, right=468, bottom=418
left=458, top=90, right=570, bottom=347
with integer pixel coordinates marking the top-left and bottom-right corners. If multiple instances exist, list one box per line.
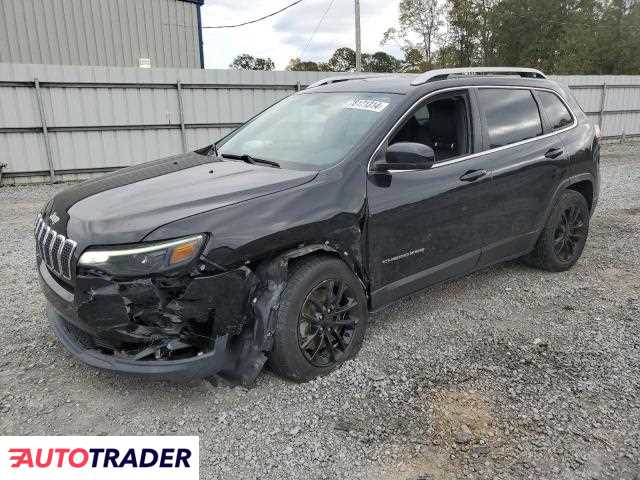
left=0, top=436, right=199, bottom=480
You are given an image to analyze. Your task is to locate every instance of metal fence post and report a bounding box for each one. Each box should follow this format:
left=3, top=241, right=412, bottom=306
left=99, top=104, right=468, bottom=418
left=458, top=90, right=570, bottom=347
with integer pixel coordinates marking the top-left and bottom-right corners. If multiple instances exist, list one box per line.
left=34, top=78, right=56, bottom=183
left=296, top=81, right=301, bottom=92
left=176, top=81, right=188, bottom=153
left=599, top=82, right=608, bottom=132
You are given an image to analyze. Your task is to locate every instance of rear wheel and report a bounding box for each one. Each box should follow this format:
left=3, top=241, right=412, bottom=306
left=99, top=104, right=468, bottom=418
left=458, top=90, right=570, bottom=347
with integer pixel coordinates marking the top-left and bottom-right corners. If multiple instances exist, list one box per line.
left=524, top=189, right=590, bottom=272
left=269, top=256, right=368, bottom=382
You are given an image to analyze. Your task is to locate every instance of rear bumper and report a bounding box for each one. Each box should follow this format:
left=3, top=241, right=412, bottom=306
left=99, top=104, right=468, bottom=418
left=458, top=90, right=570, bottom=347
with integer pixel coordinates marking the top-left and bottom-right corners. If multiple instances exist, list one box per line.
left=48, top=305, right=231, bottom=381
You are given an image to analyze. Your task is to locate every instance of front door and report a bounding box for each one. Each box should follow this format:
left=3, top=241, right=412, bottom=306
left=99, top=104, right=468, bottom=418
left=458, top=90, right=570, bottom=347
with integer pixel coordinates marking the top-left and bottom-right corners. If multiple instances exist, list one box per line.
left=367, top=89, right=495, bottom=309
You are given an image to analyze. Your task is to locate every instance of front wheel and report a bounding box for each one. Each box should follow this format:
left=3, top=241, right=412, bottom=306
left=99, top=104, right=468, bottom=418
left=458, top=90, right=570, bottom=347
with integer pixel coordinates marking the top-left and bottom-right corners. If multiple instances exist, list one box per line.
left=524, top=189, right=590, bottom=272
left=268, top=256, right=369, bottom=382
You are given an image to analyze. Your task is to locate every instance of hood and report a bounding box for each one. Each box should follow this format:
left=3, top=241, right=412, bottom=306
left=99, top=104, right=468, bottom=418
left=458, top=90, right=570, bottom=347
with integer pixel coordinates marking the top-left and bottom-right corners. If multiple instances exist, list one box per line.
left=45, top=151, right=317, bottom=246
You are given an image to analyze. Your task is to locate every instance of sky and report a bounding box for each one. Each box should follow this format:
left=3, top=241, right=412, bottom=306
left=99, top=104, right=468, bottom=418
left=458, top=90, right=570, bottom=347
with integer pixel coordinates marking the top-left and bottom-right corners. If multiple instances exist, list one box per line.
left=201, top=0, right=404, bottom=70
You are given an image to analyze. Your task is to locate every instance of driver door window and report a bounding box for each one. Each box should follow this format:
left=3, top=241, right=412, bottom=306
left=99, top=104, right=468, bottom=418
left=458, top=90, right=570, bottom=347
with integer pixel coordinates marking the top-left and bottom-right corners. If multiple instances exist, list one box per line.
left=390, top=92, right=471, bottom=163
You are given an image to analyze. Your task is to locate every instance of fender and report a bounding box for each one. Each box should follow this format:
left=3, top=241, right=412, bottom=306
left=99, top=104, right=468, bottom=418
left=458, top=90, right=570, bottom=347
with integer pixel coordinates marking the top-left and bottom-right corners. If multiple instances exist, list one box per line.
left=252, top=242, right=365, bottom=348
left=537, top=172, right=596, bottom=234
left=217, top=243, right=365, bottom=385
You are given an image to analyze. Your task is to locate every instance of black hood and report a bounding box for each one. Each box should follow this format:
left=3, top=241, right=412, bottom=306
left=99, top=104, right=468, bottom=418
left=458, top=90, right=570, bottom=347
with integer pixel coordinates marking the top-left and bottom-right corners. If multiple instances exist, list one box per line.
left=44, top=150, right=317, bottom=246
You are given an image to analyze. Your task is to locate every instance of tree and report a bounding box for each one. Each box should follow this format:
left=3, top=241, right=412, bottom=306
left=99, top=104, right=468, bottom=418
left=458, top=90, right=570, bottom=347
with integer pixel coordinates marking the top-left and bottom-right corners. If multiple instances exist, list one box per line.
left=325, top=47, right=358, bottom=71
left=401, top=47, right=430, bottom=72
left=287, top=50, right=402, bottom=73
left=444, top=0, right=498, bottom=67
left=229, top=54, right=275, bottom=71
left=363, top=52, right=403, bottom=72
left=375, top=0, right=640, bottom=75
left=592, top=0, right=640, bottom=74
left=381, top=0, right=446, bottom=67
left=287, top=58, right=321, bottom=71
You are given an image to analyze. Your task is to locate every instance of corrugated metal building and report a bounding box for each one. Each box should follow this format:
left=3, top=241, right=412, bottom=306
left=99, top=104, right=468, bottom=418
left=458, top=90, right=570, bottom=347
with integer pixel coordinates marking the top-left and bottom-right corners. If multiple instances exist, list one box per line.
left=0, top=0, right=204, bottom=68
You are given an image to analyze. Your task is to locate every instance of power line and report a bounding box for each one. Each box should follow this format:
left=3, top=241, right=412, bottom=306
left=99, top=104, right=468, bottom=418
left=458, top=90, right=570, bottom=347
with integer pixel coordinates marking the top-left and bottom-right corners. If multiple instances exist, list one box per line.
left=203, top=0, right=304, bottom=29
left=300, top=0, right=337, bottom=59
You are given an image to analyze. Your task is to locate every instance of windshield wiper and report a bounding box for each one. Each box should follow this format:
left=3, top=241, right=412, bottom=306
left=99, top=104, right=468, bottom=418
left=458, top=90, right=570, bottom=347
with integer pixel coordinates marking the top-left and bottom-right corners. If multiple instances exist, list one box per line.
left=221, top=153, right=280, bottom=168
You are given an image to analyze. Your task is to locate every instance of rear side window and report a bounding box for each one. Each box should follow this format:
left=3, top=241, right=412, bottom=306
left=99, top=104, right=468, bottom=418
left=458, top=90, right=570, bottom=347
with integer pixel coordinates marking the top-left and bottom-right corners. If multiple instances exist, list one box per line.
left=538, top=91, right=574, bottom=131
left=478, top=89, right=543, bottom=148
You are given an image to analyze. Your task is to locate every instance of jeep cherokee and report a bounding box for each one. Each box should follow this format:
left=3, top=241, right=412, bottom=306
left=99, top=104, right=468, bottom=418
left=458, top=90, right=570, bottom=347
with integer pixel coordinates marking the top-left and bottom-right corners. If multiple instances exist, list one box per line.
left=36, top=67, right=600, bottom=383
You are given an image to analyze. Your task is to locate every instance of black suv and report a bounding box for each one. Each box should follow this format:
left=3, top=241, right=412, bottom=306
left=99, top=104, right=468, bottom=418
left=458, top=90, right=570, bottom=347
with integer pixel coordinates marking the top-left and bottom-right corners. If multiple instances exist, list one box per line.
left=36, top=67, right=600, bottom=383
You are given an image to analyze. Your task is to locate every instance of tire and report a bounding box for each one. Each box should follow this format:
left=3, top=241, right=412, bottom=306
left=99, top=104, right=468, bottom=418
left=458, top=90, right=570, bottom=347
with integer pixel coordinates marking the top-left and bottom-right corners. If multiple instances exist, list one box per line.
left=524, top=189, right=590, bottom=272
left=268, top=256, right=369, bottom=382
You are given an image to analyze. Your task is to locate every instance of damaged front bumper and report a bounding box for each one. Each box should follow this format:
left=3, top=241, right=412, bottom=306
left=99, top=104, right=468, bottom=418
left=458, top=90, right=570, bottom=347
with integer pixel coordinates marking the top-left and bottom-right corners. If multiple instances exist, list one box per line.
left=38, top=259, right=265, bottom=382
left=48, top=307, right=231, bottom=380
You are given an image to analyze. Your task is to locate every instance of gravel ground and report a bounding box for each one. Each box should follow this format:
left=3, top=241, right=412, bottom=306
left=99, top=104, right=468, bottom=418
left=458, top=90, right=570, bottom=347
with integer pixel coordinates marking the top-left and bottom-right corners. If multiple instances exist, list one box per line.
left=1, top=143, right=639, bottom=480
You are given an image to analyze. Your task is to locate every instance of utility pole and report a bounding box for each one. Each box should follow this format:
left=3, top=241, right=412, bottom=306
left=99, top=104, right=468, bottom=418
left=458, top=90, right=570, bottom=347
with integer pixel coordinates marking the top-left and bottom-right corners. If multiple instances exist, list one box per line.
left=355, top=0, right=362, bottom=72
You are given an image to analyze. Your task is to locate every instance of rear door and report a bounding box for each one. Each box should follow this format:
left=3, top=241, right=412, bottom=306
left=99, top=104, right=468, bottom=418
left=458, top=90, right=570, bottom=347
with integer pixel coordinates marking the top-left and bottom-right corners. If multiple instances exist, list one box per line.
left=473, top=86, right=569, bottom=267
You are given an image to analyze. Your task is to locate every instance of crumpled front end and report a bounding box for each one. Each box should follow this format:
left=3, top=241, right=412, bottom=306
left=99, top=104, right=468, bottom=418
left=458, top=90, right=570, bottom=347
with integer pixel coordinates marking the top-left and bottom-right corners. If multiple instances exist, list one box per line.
left=39, top=252, right=266, bottom=382
left=74, top=268, right=256, bottom=358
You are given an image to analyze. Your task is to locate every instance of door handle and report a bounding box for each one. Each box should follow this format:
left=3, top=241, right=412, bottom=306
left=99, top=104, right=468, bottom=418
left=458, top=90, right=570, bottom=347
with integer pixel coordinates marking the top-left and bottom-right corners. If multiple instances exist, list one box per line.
left=545, top=148, right=564, bottom=159
left=459, top=169, right=487, bottom=182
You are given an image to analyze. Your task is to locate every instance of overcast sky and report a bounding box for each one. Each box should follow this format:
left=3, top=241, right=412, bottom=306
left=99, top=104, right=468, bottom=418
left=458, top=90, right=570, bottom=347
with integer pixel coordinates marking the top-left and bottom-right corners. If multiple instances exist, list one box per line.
left=201, top=0, right=403, bottom=70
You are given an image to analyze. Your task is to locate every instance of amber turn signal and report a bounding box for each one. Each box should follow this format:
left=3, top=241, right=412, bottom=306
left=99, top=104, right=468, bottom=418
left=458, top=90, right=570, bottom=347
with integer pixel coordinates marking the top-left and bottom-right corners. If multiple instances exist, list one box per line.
left=169, top=239, right=200, bottom=265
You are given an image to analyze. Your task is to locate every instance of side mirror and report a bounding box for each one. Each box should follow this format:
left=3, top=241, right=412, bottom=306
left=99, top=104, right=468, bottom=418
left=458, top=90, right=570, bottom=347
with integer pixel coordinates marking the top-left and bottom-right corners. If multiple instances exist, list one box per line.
left=374, top=142, right=435, bottom=172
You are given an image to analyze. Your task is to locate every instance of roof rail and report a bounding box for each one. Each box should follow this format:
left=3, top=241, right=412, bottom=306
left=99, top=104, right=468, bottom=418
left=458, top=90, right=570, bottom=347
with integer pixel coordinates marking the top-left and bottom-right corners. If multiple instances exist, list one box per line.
left=306, top=74, right=382, bottom=89
left=411, top=67, right=546, bottom=86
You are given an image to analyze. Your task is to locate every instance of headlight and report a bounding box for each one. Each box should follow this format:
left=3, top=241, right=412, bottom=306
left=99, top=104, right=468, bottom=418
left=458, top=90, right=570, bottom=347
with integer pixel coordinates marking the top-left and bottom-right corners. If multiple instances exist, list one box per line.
left=78, top=235, right=205, bottom=277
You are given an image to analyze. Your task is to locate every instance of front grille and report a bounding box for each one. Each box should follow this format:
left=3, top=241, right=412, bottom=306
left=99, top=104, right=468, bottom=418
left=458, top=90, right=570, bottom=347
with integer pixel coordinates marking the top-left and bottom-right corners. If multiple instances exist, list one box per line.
left=35, top=215, right=77, bottom=280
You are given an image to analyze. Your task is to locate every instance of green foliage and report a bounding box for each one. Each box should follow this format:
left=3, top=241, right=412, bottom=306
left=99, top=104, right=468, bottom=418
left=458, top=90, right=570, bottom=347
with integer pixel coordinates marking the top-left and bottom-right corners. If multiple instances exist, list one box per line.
left=287, top=58, right=322, bottom=71
left=286, top=0, right=640, bottom=75
left=440, top=0, right=640, bottom=74
left=363, top=51, right=404, bottom=73
left=382, top=0, right=446, bottom=65
left=287, top=48, right=402, bottom=73
left=383, top=0, right=640, bottom=74
left=230, top=54, right=275, bottom=71
left=325, top=47, right=358, bottom=71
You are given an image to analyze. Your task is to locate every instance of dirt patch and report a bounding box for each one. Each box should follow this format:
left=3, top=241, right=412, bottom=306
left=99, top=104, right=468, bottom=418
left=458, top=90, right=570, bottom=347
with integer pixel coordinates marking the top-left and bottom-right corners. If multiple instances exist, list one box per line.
left=623, top=207, right=640, bottom=216
left=429, top=390, right=497, bottom=447
left=380, top=390, right=502, bottom=480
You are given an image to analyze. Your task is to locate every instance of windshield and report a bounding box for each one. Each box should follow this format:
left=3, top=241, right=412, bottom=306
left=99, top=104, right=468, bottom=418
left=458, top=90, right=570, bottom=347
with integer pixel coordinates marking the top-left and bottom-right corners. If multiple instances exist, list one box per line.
left=218, top=92, right=402, bottom=170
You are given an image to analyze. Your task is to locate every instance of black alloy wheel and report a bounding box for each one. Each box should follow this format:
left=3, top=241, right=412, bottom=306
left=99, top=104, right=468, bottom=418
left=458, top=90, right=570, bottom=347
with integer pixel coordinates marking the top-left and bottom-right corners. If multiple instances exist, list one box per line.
left=268, top=256, right=369, bottom=382
left=523, top=189, right=590, bottom=272
left=553, top=205, right=588, bottom=262
left=297, top=279, right=360, bottom=368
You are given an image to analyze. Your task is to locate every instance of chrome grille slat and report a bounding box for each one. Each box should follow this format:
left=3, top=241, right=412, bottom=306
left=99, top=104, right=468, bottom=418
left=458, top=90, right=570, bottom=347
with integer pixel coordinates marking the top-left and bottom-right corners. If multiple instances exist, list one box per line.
left=34, top=214, right=77, bottom=281
left=43, top=227, right=54, bottom=265
left=51, top=235, right=64, bottom=271
left=37, top=220, right=47, bottom=257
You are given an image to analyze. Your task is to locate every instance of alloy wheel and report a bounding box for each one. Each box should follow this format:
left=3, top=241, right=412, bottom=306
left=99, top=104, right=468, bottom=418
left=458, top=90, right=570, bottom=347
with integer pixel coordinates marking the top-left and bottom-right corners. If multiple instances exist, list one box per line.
left=297, top=279, right=360, bottom=368
left=553, top=205, right=587, bottom=262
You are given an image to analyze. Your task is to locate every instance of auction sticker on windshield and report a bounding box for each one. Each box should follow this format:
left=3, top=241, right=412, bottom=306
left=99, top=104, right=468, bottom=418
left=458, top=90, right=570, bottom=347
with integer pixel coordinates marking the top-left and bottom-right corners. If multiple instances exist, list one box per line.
left=1, top=436, right=199, bottom=480
left=344, top=98, right=390, bottom=113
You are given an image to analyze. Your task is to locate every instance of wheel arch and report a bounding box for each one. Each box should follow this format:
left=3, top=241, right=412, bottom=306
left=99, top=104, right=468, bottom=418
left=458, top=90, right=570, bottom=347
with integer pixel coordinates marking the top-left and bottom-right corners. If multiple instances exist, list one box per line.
left=248, top=242, right=368, bottom=359
left=542, top=173, right=595, bottom=228
left=566, top=179, right=594, bottom=213
left=256, top=243, right=367, bottom=292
